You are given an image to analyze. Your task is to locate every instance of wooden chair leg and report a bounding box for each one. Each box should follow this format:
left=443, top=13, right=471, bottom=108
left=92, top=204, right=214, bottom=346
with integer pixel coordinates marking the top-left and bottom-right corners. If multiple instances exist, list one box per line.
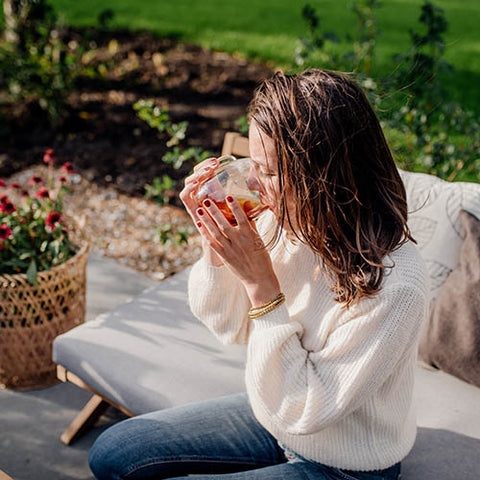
left=61, top=394, right=110, bottom=445
left=0, top=469, right=15, bottom=480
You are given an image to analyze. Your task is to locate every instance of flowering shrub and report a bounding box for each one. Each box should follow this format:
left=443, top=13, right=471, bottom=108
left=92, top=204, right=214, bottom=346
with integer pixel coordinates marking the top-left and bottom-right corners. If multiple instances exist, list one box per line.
left=0, top=150, right=79, bottom=284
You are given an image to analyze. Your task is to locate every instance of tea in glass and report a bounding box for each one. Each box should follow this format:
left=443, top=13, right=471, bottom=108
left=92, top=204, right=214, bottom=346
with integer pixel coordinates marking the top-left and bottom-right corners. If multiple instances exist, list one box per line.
left=193, top=155, right=267, bottom=226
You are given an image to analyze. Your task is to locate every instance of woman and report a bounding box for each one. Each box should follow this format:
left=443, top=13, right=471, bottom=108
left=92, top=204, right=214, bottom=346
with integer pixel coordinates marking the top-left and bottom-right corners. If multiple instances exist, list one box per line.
left=89, top=69, right=429, bottom=480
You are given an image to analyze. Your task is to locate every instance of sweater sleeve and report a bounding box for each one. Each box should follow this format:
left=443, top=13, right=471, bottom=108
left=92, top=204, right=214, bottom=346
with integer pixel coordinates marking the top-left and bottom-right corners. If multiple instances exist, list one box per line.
left=245, top=282, right=427, bottom=435
left=187, top=210, right=277, bottom=346
left=188, top=256, right=251, bottom=345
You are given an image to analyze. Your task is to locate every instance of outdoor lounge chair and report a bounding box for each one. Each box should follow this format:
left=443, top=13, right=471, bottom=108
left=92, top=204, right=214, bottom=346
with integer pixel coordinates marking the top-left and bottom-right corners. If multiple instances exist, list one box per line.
left=53, top=133, right=480, bottom=479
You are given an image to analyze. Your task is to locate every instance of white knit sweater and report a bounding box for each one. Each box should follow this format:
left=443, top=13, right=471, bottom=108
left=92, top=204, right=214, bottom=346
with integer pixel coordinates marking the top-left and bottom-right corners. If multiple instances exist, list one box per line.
left=188, top=211, right=429, bottom=471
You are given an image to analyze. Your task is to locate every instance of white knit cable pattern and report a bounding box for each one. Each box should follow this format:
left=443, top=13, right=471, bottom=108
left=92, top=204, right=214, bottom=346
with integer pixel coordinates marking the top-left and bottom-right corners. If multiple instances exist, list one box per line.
left=188, top=238, right=429, bottom=471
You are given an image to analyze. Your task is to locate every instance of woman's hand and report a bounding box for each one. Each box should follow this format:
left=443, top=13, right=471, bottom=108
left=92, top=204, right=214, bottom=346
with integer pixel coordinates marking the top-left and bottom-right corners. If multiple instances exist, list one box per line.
left=179, top=158, right=223, bottom=266
left=196, top=195, right=281, bottom=308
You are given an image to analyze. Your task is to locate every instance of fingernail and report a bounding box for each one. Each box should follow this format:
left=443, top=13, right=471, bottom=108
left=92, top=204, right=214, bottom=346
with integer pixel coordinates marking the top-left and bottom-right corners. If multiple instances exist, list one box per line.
left=197, top=208, right=204, bottom=216
left=226, top=196, right=234, bottom=203
left=197, top=221, right=202, bottom=228
left=193, top=180, right=198, bottom=185
left=203, top=199, right=211, bottom=207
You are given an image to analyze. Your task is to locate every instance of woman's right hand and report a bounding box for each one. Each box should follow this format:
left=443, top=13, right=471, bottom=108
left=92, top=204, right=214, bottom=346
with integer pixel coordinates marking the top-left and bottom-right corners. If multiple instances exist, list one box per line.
left=179, top=158, right=224, bottom=266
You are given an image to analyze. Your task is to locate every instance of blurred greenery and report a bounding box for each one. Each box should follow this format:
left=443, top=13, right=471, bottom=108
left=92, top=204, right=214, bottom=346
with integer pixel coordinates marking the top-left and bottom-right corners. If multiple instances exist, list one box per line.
left=1, top=0, right=478, bottom=114
left=1, top=0, right=478, bottom=182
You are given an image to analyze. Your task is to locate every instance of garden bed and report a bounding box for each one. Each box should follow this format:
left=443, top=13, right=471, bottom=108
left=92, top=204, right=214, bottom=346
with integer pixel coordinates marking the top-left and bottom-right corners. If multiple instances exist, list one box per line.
left=1, top=28, right=273, bottom=278
left=1, top=27, right=273, bottom=197
left=6, top=165, right=201, bottom=280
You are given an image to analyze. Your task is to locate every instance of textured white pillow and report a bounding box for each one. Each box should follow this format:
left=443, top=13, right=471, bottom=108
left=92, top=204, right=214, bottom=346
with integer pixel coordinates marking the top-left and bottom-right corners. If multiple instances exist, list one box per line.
left=398, top=169, right=480, bottom=301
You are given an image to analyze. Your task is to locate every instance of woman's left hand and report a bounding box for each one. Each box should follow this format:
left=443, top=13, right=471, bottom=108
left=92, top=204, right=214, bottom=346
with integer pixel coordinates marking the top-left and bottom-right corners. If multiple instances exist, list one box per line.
left=197, top=196, right=281, bottom=308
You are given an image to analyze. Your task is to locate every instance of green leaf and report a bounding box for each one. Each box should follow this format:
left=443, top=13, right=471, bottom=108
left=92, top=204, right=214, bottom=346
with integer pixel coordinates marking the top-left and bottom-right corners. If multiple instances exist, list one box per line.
left=26, top=259, right=38, bottom=286
left=176, top=227, right=192, bottom=245
left=1, top=258, right=29, bottom=269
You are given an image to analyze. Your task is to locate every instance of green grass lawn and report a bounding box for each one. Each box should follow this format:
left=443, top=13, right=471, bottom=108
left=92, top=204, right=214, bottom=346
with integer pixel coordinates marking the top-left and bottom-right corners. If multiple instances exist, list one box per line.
left=41, top=0, right=480, bottom=114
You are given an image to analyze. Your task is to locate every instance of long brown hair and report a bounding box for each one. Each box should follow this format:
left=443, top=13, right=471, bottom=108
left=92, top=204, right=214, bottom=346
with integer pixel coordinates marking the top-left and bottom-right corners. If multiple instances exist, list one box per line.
left=248, top=69, right=414, bottom=308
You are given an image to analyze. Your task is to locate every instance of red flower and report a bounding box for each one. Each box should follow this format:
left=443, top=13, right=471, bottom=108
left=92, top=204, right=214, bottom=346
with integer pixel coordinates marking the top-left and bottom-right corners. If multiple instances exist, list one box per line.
left=62, top=162, right=76, bottom=174
left=0, top=194, right=8, bottom=204
left=43, top=149, right=57, bottom=165
left=35, top=188, right=50, bottom=199
left=46, top=212, right=62, bottom=231
left=29, top=175, right=44, bottom=186
left=0, top=179, right=6, bottom=188
left=0, top=224, right=13, bottom=240
left=8, top=182, right=21, bottom=190
left=58, top=175, right=68, bottom=184
left=0, top=201, right=15, bottom=214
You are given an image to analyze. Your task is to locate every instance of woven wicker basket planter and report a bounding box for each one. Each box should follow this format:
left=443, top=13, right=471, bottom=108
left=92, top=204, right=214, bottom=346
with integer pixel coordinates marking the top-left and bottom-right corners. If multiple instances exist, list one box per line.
left=0, top=241, right=89, bottom=390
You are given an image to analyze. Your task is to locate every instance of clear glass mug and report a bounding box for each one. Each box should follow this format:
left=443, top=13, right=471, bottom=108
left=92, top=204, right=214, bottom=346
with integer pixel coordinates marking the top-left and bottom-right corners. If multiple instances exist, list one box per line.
left=193, top=155, right=267, bottom=226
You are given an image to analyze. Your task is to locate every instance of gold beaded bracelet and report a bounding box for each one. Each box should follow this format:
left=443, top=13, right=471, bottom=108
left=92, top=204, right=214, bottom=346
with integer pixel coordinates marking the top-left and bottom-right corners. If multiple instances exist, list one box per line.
left=248, top=292, right=286, bottom=320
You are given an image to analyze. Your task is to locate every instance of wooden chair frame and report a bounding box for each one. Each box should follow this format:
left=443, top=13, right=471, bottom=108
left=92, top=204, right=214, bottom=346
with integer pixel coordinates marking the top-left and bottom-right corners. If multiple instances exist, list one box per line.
left=0, top=469, right=15, bottom=480
left=57, top=132, right=249, bottom=445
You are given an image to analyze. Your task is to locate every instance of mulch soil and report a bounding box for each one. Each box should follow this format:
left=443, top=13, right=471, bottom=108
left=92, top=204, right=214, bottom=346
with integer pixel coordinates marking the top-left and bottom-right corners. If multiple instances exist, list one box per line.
left=1, top=27, right=273, bottom=196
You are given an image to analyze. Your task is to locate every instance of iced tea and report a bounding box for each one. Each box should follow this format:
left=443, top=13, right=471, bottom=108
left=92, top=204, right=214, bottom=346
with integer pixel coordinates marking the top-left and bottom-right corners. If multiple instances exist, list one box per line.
left=212, top=197, right=267, bottom=226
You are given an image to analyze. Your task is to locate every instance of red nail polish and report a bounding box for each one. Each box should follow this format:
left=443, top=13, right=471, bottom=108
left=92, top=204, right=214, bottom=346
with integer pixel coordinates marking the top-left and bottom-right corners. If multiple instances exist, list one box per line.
left=197, top=221, right=202, bottom=228
left=193, top=180, right=198, bottom=185
left=203, top=199, right=211, bottom=207
left=198, top=208, right=204, bottom=216
left=226, top=196, right=234, bottom=203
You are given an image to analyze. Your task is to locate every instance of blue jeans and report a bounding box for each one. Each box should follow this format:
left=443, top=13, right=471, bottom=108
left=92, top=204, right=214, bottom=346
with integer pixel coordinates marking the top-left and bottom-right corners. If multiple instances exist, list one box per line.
left=89, top=393, right=401, bottom=480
